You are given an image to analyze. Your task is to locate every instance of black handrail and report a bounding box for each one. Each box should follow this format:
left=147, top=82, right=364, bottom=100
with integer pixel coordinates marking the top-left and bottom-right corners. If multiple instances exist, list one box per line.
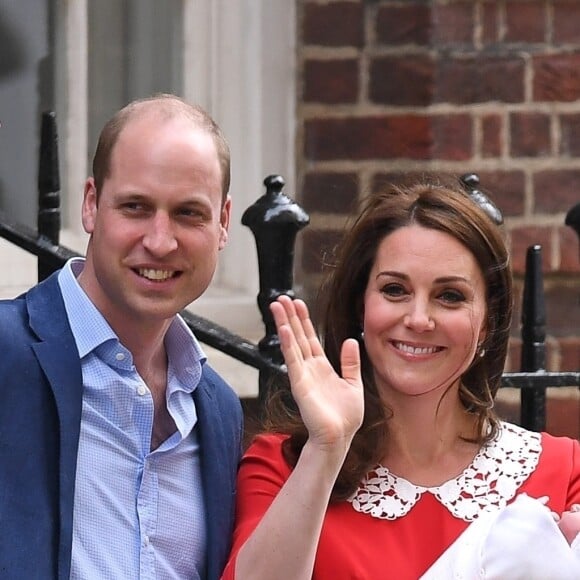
left=0, top=209, right=76, bottom=267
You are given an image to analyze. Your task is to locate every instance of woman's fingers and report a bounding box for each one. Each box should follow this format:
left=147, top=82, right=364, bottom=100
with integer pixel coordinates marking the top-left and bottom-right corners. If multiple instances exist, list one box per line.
left=292, top=298, right=325, bottom=357
left=270, top=296, right=321, bottom=361
left=270, top=298, right=311, bottom=388
left=340, top=338, right=364, bottom=432
left=340, top=338, right=362, bottom=388
left=270, top=295, right=364, bottom=444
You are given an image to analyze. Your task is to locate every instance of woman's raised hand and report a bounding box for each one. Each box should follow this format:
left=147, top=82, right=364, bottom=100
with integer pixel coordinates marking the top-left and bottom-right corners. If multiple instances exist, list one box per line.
left=270, top=295, right=364, bottom=451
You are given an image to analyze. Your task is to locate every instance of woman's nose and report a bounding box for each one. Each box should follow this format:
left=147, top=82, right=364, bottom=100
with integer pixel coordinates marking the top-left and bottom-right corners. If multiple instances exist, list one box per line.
left=403, top=300, right=435, bottom=332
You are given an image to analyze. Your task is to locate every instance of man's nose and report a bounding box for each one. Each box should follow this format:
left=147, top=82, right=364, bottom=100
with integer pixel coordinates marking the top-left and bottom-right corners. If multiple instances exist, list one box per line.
left=142, top=212, right=178, bottom=256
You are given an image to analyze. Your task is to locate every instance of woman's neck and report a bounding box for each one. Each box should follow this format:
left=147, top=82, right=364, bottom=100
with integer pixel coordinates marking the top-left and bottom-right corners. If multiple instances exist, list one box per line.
left=379, top=392, right=482, bottom=486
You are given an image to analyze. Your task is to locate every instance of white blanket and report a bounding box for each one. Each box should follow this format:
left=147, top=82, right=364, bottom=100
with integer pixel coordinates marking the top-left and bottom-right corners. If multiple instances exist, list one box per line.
left=421, top=495, right=580, bottom=579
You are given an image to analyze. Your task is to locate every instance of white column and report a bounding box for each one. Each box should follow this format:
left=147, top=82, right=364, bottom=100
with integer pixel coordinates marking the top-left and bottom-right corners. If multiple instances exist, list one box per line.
left=182, top=0, right=296, bottom=337
left=55, top=0, right=89, bottom=251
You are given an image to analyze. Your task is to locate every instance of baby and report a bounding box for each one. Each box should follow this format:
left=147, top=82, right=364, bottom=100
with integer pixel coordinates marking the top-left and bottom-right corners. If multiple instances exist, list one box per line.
left=422, top=496, right=580, bottom=579
left=557, top=503, right=580, bottom=547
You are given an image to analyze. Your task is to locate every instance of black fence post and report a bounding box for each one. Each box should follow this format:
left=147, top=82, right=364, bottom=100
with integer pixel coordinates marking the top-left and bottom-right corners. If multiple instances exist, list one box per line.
left=566, top=202, right=580, bottom=259
left=37, top=111, right=61, bottom=281
left=520, top=245, right=547, bottom=431
left=242, top=175, right=310, bottom=404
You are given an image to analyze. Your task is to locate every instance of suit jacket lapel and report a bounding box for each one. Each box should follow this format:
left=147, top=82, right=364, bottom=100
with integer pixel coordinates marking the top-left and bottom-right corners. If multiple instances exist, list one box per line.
left=194, top=376, right=236, bottom=580
left=27, top=273, right=83, bottom=580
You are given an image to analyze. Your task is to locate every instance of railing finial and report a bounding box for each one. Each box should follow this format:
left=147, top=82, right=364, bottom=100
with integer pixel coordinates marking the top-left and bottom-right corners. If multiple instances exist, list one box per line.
left=459, top=173, right=503, bottom=225
left=242, top=174, right=310, bottom=400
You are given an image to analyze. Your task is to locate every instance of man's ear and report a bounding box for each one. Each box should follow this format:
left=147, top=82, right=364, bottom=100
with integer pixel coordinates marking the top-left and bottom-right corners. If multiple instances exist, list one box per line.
left=218, top=195, right=232, bottom=250
left=81, top=178, right=98, bottom=234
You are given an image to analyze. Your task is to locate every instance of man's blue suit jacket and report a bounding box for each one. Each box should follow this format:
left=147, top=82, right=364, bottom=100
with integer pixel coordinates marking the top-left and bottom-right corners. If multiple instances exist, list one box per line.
left=0, top=272, right=243, bottom=580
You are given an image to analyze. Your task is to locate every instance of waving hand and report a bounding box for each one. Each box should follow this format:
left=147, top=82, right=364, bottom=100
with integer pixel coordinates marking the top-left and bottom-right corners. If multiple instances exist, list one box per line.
left=270, top=295, right=364, bottom=450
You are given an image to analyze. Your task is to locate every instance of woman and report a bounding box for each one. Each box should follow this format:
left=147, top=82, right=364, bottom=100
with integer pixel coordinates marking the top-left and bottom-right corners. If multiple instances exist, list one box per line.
left=222, top=179, right=580, bottom=579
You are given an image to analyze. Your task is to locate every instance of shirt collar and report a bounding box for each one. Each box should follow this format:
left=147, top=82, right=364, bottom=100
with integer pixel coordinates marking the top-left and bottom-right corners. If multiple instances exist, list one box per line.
left=57, top=258, right=207, bottom=382
left=58, top=258, right=119, bottom=358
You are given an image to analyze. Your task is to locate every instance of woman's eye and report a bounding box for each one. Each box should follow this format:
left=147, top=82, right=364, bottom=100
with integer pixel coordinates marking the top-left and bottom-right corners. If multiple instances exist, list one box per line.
left=439, top=290, right=465, bottom=304
left=381, top=283, right=407, bottom=298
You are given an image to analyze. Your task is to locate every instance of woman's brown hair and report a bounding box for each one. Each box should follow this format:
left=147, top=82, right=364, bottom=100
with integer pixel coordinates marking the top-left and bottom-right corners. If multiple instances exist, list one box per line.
left=265, top=177, right=513, bottom=500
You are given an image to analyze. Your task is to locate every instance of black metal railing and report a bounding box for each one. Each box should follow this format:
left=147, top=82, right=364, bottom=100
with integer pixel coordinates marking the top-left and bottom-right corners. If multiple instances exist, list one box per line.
left=461, top=175, right=580, bottom=431
left=0, top=112, right=579, bottom=432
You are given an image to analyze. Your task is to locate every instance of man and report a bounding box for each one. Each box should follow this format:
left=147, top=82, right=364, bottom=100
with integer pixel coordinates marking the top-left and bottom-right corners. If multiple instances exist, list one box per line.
left=0, top=94, right=243, bottom=579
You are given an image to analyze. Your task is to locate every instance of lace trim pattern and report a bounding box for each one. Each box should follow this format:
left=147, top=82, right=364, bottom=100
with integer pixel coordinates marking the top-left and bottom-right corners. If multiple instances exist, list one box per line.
left=348, top=422, right=542, bottom=522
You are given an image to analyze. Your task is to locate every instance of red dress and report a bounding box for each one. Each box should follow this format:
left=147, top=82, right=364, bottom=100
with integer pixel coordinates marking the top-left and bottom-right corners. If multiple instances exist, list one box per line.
left=222, top=423, right=580, bottom=579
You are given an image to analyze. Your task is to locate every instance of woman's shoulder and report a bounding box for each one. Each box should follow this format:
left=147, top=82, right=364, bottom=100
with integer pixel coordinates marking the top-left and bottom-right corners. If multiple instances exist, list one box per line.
left=498, top=420, right=579, bottom=461
left=539, top=427, right=579, bottom=445
left=539, top=427, right=580, bottom=461
left=239, top=432, right=294, bottom=483
left=243, top=432, right=290, bottom=461
left=246, top=432, right=288, bottom=448
left=497, top=422, right=580, bottom=509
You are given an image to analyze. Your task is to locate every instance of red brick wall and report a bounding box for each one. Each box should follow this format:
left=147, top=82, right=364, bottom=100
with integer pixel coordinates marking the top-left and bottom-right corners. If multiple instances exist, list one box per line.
left=296, top=0, right=580, bottom=377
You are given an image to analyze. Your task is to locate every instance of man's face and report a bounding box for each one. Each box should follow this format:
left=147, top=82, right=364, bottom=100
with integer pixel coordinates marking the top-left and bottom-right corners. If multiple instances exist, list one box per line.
left=79, top=114, right=230, bottom=335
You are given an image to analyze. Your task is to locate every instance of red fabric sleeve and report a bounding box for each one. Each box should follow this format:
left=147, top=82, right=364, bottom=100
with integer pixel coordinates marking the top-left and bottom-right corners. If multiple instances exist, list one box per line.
left=221, top=434, right=291, bottom=579
left=565, top=436, right=580, bottom=508
left=526, top=433, right=580, bottom=513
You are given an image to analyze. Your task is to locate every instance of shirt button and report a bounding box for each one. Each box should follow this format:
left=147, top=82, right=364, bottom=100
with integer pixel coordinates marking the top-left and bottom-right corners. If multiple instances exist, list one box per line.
left=144, top=535, right=150, bottom=546
left=137, top=385, right=147, bottom=396
left=115, top=352, right=125, bottom=361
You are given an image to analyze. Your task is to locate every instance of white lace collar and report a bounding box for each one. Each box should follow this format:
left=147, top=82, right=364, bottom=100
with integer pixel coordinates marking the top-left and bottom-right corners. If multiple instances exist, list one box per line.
left=348, top=422, right=542, bottom=522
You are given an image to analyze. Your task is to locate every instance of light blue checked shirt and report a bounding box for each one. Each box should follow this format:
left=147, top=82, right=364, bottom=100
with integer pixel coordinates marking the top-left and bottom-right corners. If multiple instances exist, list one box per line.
left=58, top=258, right=207, bottom=579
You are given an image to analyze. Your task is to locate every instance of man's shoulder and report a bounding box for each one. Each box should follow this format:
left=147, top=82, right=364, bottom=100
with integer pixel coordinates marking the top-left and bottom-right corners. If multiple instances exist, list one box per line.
left=0, top=292, right=30, bottom=332
left=0, top=273, right=66, bottom=342
left=200, top=363, right=241, bottom=406
left=0, top=272, right=62, bottom=310
left=198, top=363, right=243, bottom=437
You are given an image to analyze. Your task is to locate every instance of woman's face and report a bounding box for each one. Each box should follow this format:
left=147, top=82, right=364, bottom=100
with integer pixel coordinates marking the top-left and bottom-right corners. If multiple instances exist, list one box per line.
left=362, top=224, right=487, bottom=403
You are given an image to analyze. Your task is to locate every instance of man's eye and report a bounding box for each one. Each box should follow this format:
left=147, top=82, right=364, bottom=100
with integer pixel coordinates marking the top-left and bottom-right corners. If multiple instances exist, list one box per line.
left=122, top=202, right=144, bottom=211
left=177, top=207, right=206, bottom=220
